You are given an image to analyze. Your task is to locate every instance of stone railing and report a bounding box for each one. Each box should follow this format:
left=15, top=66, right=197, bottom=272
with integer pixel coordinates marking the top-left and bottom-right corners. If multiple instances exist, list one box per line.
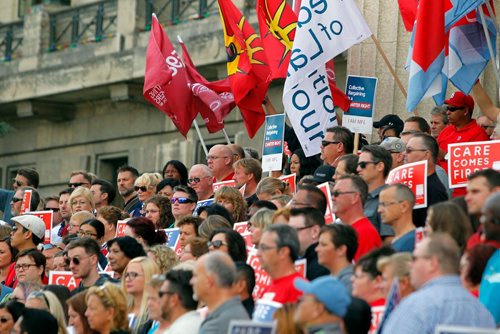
left=0, top=21, right=24, bottom=61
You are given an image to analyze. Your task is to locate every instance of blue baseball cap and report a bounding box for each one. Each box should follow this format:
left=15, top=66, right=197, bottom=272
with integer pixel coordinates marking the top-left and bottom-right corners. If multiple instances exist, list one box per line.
left=294, top=276, right=351, bottom=318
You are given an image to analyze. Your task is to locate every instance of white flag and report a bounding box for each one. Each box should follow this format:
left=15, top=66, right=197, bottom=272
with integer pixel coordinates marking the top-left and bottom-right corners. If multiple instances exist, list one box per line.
left=283, top=0, right=372, bottom=156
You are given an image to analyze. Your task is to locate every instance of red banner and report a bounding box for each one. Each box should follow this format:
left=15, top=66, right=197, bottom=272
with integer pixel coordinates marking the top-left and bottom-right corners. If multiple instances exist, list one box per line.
left=20, top=189, right=32, bottom=214
left=316, top=182, right=335, bottom=224
left=233, top=221, right=253, bottom=250
left=386, top=160, right=428, bottom=209
left=48, top=271, right=82, bottom=291
left=447, top=140, right=500, bottom=188
left=212, top=180, right=237, bottom=192
left=279, top=173, right=296, bottom=194
left=115, top=221, right=127, bottom=237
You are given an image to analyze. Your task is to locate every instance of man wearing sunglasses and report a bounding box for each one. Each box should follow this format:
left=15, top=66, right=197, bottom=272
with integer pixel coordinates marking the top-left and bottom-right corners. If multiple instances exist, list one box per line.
left=0, top=168, right=38, bottom=222
left=188, top=164, right=214, bottom=201
left=67, top=170, right=93, bottom=189
left=320, top=126, right=354, bottom=167
left=10, top=187, right=41, bottom=218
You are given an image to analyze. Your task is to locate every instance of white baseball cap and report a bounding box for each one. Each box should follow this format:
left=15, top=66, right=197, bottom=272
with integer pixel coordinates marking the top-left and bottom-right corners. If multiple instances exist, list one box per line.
left=11, top=215, right=46, bottom=240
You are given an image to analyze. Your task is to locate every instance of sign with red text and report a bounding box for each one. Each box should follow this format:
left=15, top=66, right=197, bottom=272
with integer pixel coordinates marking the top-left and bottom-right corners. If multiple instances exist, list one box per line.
left=316, top=182, right=335, bottom=224
left=20, top=189, right=32, bottom=214
left=49, top=271, right=82, bottom=291
left=386, top=160, right=428, bottom=209
left=343, top=75, right=378, bottom=134
left=212, top=180, right=237, bottom=192
left=25, top=210, right=53, bottom=244
left=115, top=221, right=128, bottom=237
left=279, top=173, right=296, bottom=194
left=447, top=140, right=500, bottom=188
left=233, top=222, right=253, bottom=250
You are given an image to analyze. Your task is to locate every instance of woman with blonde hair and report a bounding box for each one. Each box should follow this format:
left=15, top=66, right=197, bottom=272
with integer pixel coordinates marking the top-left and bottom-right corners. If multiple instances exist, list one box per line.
left=147, top=245, right=179, bottom=273
left=256, top=177, right=290, bottom=201
left=121, top=256, right=160, bottom=334
left=26, top=290, right=68, bottom=334
left=85, top=283, right=129, bottom=334
left=248, top=208, right=274, bottom=246
left=134, top=173, right=162, bottom=204
left=214, top=186, right=247, bottom=223
left=272, top=207, right=291, bottom=224
left=69, top=187, right=95, bottom=214
left=198, top=215, right=232, bottom=240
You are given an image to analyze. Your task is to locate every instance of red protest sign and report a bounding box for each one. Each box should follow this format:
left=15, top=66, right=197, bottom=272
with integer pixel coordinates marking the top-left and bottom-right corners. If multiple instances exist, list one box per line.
left=279, top=173, right=296, bottom=194
left=316, top=182, right=335, bottom=224
left=386, top=160, right=428, bottom=209
left=247, top=249, right=272, bottom=299
left=233, top=222, right=253, bottom=250
left=20, top=189, right=32, bottom=214
left=25, top=210, right=53, bottom=244
left=447, top=140, right=500, bottom=188
left=115, top=221, right=127, bottom=237
left=213, top=180, right=237, bottom=192
left=48, top=271, right=81, bottom=291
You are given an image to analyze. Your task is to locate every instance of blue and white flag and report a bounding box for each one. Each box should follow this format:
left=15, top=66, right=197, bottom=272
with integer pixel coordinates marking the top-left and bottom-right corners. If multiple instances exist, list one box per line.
left=282, top=0, right=371, bottom=156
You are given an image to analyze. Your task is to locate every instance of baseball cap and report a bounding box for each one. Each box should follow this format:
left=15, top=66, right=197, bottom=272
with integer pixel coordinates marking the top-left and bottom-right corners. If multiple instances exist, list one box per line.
left=11, top=215, right=46, bottom=240
left=380, top=137, right=406, bottom=153
left=445, top=91, right=474, bottom=111
left=294, top=276, right=351, bottom=318
left=373, top=115, right=404, bottom=129
left=311, top=165, right=335, bottom=184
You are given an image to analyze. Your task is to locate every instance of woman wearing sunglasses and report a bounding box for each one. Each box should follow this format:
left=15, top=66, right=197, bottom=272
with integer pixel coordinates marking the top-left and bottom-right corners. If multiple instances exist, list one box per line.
left=120, top=257, right=159, bottom=334
left=208, top=228, right=247, bottom=263
left=0, top=301, right=24, bottom=334
left=171, top=185, right=198, bottom=226
left=134, top=173, right=162, bottom=206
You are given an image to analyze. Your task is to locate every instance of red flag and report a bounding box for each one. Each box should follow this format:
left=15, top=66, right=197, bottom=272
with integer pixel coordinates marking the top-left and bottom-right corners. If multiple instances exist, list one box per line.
left=178, top=38, right=236, bottom=133
left=143, top=14, right=197, bottom=136
left=398, top=0, right=418, bottom=32
left=217, top=0, right=270, bottom=138
left=325, top=60, right=351, bottom=112
left=256, top=0, right=297, bottom=79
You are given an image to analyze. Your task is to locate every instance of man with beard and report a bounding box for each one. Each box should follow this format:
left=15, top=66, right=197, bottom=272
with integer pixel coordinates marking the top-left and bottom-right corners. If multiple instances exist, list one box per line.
left=116, top=165, right=142, bottom=217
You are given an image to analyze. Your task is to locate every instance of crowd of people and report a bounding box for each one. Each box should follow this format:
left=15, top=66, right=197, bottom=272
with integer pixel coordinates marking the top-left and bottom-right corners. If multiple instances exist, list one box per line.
left=0, top=88, right=498, bottom=334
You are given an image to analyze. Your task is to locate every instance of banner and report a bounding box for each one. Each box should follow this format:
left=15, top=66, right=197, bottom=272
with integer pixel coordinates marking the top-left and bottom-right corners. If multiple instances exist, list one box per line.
left=282, top=0, right=371, bottom=156
left=343, top=75, right=378, bottom=134
left=193, top=198, right=214, bottom=216
left=262, top=114, right=286, bottom=172
left=316, top=182, right=335, bottom=224
left=25, top=210, right=53, bottom=244
left=386, top=160, right=428, bottom=209
left=233, top=221, right=253, bottom=249
left=447, top=140, right=500, bottom=188
left=48, top=271, right=82, bottom=291
left=279, top=173, right=296, bottom=194
left=252, top=299, right=284, bottom=323
left=115, top=221, right=128, bottom=237
left=228, top=320, right=276, bottom=334
left=213, top=180, right=237, bottom=192
left=164, top=228, right=182, bottom=256
left=20, top=189, right=32, bottom=214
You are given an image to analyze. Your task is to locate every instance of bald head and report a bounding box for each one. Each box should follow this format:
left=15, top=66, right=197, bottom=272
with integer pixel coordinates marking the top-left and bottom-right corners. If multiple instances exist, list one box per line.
left=207, top=145, right=234, bottom=181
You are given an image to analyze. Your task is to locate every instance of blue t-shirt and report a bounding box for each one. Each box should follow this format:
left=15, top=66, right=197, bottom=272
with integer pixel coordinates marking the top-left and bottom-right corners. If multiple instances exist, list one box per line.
left=479, top=249, right=500, bottom=326
left=392, top=229, right=416, bottom=252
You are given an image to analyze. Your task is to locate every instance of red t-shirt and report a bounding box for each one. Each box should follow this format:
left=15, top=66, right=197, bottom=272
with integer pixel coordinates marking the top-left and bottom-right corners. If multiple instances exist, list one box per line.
left=370, top=298, right=386, bottom=334
left=259, top=271, right=304, bottom=304
left=352, top=217, right=382, bottom=262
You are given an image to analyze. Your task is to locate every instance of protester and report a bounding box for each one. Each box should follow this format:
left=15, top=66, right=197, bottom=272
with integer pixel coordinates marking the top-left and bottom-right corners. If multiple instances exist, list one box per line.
left=69, top=187, right=95, bottom=214
left=320, top=126, right=354, bottom=167
left=85, top=283, right=129, bottom=334
left=0, top=237, right=17, bottom=284
left=117, top=166, right=142, bottom=217
left=256, top=177, right=290, bottom=201
left=124, top=217, right=167, bottom=248
left=248, top=208, right=274, bottom=246
left=376, top=252, right=414, bottom=299
left=180, top=237, right=209, bottom=262
left=289, top=148, right=321, bottom=182
left=106, top=236, right=146, bottom=278
left=143, top=195, right=175, bottom=229
left=14, top=249, right=45, bottom=285
left=96, top=206, right=128, bottom=245
left=66, top=291, right=94, bottom=334
left=208, top=228, right=247, bottom=262
left=460, top=244, right=496, bottom=297
left=177, top=216, right=202, bottom=249
left=162, top=160, right=188, bottom=185
left=234, top=262, right=255, bottom=317
left=147, top=245, right=179, bottom=274
left=143, top=275, right=168, bottom=334
left=25, top=290, right=68, bottom=334
left=17, top=308, right=59, bottom=334
left=156, top=178, right=181, bottom=199
left=214, top=186, right=247, bottom=223
left=187, top=164, right=214, bottom=201
left=0, top=301, right=24, bottom=334
left=171, top=185, right=198, bottom=225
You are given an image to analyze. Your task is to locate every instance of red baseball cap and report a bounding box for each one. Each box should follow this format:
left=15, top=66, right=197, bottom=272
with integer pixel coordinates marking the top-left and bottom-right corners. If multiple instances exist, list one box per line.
left=445, top=91, right=474, bottom=111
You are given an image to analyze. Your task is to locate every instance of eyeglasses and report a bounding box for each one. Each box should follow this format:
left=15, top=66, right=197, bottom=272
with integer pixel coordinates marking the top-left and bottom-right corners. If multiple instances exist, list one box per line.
left=0, top=317, right=12, bottom=323
left=71, top=200, right=89, bottom=206
left=357, top=161, right=378, bottom=169
left=68, top=182, right=89, bottom=188
left=65, top=256, right=90, bottom=266
left=170, top=197, right=194, bottom=204
left=12, top=179, right=23, bottom=187
left=332, top=190, right=357, bottom=197
left=14, top=263, right=37, bottom=271
left=125, top=272, right=143, bottom=280
left=77, top=230, right=98, bottom=238
left=206, top=155, right=230, bottom=161
left=158, top=290, right=175, bottom=298
left=378, top=201, right=402, bottom=208
left=11, top=197, right=23, bottom=203
left=405, top=147, right=428, bottom=154
left=446, top=106, right=463, bottom=112
left=134, top=186, right=149, bottom=192
left=321, top=140, right=341, bottom=147
left=207, top=240, right=227, bottom=249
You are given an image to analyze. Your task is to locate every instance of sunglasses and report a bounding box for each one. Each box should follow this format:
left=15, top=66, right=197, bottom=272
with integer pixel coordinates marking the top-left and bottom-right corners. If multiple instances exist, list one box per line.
left=357, top=161, right=378, bottom=169
left=332, top=190, right=357, bottom=197
left=12, top=179, right=23, bottom=187
left=170, top=197, right=194, bottom=204
left=134, top=186, right=148, bottom=192
left=0, top=317, right=11, bottom=323
left=207, top=240, right=227, bottom=249
left=65, top=256, right=89, bottom=266
left=68, top=182, right=88, bottom=188
left=11, top=197, right=23, bottom=203
left=187, top=177, right=202, bottom=184
left=446, top=106, right=463, bottom=112
left=321, top=140, right=340, bottom=147
left=158, top=290, right=175, bottom=298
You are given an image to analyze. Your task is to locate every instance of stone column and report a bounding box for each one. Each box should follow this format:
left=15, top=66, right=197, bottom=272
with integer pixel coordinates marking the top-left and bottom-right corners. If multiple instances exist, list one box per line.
left=19, top=7, right=49, bottom=72
left=116, top=0, right=139, bottom=50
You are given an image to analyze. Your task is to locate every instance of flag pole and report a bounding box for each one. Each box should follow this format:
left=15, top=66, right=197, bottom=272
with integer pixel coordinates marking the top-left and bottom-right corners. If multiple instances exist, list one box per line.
left=370, top=35, right=419, bottom=116
left=478, top=6, right=500, bottom=86
left=192, top=120, right=209, bottom=157
left=222, top=128, right=232, bottom=144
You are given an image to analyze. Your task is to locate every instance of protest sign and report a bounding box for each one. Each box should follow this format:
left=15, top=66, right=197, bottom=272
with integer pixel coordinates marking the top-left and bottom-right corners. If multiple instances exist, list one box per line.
left=49, top=271, right=82, bottom=291
left=193, top=199, right=214, bottom=216
left=212, top=180, right=236, bottom=192
left=343, top=75, right=378, bottom=134
left=262, top=114, right=286, bottom=172
left=447, top=140, right=500, bottom=188
left=252, top=299, right=284, bottom=323
left=386, top=160, right=428, bottom=209
left=279, top=173, right=296, bottom=194
left=228, top=320, right=276, bottom=334
left=316, top=182, right=335, bottom=224
left=115, top=221, right=128, bottom=237
left=25, top=210, right=53, bottom=244
left=233, top=222, right=253, bottom=250
left=20, top=189, right=32, bottom=214
left=164, top=228, right=182, bottom=256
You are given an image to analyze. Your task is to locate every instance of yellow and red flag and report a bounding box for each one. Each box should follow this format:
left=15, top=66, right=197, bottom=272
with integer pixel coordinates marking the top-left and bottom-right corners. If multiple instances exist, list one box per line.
left=217, top=0, right=270, bottom=138
left=256, top=0, right=297, bottom=79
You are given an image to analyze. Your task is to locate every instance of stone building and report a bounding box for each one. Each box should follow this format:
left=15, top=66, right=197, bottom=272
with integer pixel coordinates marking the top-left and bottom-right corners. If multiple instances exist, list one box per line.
left=0, top=0, right=498, bottom=197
